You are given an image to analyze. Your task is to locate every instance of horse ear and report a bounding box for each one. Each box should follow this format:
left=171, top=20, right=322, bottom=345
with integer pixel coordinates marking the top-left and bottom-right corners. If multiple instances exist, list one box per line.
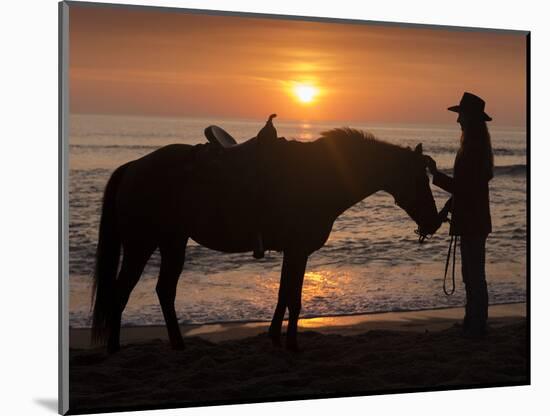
left=414, top=143, right=423, bottom=154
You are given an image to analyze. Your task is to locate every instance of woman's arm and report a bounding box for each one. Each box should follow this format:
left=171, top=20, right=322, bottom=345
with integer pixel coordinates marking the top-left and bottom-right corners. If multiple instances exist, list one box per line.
left=433, top=170, right=454, bottom=193
left=423, top=155, right=454, bottom=193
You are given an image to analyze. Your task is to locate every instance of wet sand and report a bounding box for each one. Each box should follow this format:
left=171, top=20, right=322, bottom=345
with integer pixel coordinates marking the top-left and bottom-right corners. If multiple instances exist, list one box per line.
left=69, top=303, right=528, bottom=414
left=70, top=303, right=526, bottom=347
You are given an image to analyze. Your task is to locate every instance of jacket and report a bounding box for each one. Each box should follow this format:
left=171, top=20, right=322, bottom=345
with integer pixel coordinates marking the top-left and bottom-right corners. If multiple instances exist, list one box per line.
left=433, top=149, right=492, bottom=236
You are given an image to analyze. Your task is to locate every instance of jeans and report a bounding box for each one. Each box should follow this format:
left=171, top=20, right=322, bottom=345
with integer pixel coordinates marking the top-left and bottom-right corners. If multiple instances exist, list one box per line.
left=460, top=235, right=489, bottom=330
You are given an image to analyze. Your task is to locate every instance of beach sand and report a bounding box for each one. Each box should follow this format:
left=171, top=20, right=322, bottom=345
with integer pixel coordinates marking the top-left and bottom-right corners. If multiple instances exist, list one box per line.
left=69, top=303, right=528, bottom=413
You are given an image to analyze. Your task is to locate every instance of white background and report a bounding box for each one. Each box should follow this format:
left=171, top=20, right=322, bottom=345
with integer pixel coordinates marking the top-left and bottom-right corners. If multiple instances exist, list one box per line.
left=1, top=0, right=547, bottom=415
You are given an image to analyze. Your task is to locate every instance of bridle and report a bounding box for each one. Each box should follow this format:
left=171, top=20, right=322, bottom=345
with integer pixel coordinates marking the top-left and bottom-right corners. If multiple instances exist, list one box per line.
left=414, top=228, right=432, bottom=244
left=394, top=196, right=433, bottom=244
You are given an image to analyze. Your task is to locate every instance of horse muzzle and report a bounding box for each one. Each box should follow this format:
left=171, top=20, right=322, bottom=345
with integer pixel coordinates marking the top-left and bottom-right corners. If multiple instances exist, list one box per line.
left=415, top=220, right=440, bottom=243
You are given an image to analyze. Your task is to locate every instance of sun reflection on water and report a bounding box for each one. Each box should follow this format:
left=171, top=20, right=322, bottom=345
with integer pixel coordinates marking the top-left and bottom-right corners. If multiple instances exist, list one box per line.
left=298, top=132, right=313, bottom=141
left=302, top=270, right=350, bottom=302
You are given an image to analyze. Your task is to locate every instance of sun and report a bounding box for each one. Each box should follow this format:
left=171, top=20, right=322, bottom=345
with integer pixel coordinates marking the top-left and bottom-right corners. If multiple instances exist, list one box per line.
left=293, top=83, right=319, bottom=104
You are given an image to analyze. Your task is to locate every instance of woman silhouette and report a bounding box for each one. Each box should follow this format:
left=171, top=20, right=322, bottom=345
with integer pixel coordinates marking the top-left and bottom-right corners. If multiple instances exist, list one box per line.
left=425, top=92, right=494, bottom=337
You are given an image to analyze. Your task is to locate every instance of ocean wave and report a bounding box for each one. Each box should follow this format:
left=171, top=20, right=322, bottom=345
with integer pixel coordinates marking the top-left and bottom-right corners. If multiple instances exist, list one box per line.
left=439, top=164, right=526, bottom=177
left=72, top=131, right=183, bottom=139
left=494, top=164, right=527, bottom=176
left=424, top=144, right=524, bottom=156
left=70, top=144, right=162, bottom=150
left=71, top=142, right=526, bottom=156
left=493, top=148, right=525, bottom=156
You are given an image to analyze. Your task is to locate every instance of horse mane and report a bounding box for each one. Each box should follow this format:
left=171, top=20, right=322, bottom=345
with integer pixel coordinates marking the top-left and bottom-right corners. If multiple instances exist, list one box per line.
left=318, top=127, right=411, bottom=158
left=320, top=127, right=379, bottom=143
left=267, top=128, right=417, bottom=190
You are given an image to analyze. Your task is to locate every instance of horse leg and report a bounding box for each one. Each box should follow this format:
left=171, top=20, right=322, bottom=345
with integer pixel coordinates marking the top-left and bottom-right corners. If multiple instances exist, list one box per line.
left=107, top=243, right=154, bottom=354
left=156, top=238, right=188, bottom=350
left=284, top=252, right=308, bottom=352
left=268, top=251, right=308, bottom=350
left=268, top=265, right=291, bottom=347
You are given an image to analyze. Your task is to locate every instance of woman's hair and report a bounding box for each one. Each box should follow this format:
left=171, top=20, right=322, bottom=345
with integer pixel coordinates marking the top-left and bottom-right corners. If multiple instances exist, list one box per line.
left=458, top=118, right=494, bottom=179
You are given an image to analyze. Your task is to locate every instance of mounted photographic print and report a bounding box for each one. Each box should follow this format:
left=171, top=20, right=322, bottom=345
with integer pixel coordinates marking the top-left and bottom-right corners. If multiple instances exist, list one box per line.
left=59, top=1, right=529, bottom=414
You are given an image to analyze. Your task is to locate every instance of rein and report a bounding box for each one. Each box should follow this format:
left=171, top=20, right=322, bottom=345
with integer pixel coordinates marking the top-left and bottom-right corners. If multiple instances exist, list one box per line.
left=416, top=226, right=457, bottom=295
left=415, top=226, right=456, bottom=295
left=443, top=235, right=458, bottom=296
left=435, top=196, right=456, bottom=296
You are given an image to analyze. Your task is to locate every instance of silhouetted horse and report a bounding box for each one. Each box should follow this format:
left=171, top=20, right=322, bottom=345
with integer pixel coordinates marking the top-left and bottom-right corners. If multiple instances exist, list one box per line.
left=91, top=126, right=440, bottom=353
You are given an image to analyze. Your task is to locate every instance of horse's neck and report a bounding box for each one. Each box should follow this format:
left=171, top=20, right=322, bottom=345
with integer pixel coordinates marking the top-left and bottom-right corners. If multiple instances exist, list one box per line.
left=330, top=172, right=383, bottom=219
left=316, top=150, right=391, bottom=219
left=263, top=139, right=399, bottom=221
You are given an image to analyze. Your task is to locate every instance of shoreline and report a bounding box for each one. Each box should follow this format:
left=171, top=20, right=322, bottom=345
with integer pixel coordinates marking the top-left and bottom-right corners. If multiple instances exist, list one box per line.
left=70, top=302, right=526, bottom=349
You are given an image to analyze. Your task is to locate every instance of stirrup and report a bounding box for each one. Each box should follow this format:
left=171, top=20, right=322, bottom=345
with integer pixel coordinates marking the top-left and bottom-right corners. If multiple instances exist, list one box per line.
left=253, top=233, right=265, bottom=259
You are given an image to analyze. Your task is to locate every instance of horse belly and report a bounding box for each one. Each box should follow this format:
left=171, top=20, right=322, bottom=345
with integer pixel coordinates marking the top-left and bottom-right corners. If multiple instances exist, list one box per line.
left=188, top=204, right=257, bottom=253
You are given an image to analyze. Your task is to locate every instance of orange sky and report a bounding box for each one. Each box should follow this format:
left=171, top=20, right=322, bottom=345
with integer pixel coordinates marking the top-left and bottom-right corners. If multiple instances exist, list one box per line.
left=69, top=5, right=527, bottom=126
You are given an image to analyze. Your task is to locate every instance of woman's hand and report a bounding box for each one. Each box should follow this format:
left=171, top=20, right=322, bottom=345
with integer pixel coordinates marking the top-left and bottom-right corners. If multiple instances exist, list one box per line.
left=423, top=155, right=438, bottom=175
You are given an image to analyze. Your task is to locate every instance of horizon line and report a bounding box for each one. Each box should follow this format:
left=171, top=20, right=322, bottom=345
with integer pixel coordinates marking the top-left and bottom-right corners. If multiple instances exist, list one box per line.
left=70, top=111, right=528, bottom=131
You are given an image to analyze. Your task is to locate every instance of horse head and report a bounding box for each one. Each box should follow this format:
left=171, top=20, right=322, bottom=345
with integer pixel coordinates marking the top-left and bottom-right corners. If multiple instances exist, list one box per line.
left=388, top=143, right=441, bottom=242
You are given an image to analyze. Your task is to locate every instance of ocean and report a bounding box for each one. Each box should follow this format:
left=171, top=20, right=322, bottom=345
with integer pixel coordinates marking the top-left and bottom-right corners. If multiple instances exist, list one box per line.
left=68, top=114, right=527, bottom=328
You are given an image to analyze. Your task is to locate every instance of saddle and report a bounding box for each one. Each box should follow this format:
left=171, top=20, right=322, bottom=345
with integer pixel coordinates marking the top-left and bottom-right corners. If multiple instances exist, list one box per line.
left=204, top=113, right=278, bottom=152
left=204, top=125, right=239, bottom=148
left=204, top=125, right=258, bottom=152
left=202, top=116, right=280, bottom=259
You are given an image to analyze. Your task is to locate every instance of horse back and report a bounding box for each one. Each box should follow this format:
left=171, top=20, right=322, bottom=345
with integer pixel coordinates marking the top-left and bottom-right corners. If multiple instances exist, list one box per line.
left=114, top=144, right=198, bottom=235
left=111, top=140, right=336, bottom=253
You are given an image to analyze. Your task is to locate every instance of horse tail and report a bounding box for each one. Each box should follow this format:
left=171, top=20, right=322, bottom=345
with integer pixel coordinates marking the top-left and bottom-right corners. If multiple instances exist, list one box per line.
left=91, top=163, right=128, bottom=344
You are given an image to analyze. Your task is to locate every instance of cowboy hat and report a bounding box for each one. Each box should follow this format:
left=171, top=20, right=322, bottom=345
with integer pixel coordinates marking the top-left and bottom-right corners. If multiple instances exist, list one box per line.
left=448, top=92, right=492, bottom=121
